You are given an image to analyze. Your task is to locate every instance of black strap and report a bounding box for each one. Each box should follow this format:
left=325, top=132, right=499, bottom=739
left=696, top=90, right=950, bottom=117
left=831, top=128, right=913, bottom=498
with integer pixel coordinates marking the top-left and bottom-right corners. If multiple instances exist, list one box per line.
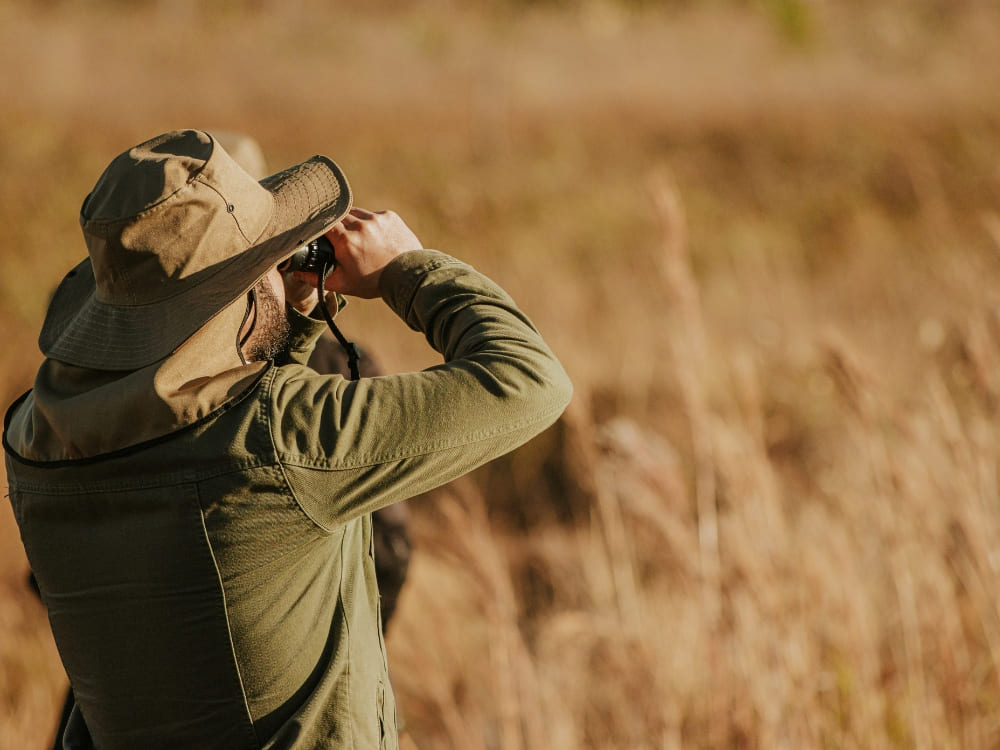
left=316, top=261, right=361, bottom=380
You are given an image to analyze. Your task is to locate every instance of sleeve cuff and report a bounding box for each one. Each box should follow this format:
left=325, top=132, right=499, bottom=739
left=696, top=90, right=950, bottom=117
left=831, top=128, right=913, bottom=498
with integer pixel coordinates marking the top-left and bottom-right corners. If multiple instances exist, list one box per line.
left=378, top=249, right=463, bottom=321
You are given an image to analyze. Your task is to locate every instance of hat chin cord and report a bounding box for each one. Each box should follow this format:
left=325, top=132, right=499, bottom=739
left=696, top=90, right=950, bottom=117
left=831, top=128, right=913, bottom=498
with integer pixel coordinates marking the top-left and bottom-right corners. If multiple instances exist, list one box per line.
left=237, top=288, right=257, bottom=366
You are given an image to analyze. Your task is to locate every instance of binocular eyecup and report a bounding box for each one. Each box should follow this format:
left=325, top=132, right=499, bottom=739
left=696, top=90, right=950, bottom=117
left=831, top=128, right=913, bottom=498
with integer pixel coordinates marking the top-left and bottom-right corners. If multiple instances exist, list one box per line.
left=281, top=235, right=337, bottom=274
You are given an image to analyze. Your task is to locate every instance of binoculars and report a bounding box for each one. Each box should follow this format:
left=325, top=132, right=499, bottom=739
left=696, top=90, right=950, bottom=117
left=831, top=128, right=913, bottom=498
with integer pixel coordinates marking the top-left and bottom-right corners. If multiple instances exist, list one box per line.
left=282, top=235, right=336, bottom=274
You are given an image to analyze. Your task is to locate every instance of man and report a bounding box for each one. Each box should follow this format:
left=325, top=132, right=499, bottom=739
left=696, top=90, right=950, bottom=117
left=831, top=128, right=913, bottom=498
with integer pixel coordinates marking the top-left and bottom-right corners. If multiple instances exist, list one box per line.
left=3, top=130, right=572, bottom=749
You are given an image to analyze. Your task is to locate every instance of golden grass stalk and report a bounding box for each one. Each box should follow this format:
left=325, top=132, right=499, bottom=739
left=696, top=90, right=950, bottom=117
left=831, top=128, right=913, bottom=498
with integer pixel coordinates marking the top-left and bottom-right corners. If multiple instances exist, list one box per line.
left=648, top=167, right=721, bottom=627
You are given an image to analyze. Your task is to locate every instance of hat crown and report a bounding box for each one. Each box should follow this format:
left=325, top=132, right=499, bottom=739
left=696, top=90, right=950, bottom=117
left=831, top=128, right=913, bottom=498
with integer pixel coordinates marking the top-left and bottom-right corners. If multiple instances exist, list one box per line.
left=81, top=129, right=273, bottom=306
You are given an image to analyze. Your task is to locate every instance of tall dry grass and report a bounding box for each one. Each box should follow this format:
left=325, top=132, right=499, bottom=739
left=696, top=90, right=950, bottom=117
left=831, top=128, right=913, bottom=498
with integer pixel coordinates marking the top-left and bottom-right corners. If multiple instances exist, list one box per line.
left=382, top=170, right=1000, bottom=748
left=3, top=1, right=1000, bottom=748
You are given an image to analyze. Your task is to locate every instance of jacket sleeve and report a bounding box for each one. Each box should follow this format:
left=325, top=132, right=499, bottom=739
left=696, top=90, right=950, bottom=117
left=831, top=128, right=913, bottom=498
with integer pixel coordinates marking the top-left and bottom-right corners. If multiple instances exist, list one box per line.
left=269, top=250, right=573, bottom=529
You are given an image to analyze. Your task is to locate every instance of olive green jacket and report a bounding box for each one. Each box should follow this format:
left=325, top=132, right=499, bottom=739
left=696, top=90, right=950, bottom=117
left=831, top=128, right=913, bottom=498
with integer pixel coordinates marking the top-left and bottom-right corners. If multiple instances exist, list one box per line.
left=3, top=250, right=572, bottom=750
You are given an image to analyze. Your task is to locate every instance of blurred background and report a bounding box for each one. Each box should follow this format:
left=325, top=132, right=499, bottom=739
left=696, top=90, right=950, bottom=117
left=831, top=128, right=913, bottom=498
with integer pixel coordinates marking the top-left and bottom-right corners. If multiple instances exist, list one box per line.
left=2, top=1, right=1000, bottom=747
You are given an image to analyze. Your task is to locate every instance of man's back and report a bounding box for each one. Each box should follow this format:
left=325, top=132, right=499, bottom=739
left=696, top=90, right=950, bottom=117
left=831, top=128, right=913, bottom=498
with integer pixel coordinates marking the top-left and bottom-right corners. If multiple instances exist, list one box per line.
left=8, top=364, right=392, bottom=748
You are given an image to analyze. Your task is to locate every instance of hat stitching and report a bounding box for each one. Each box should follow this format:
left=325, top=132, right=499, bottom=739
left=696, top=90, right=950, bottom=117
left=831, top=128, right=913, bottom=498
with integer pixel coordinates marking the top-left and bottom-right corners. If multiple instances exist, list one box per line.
left=81, top=180, right=206, bottom=236
left=81, top=157, right=210, bottom=229
left=199, top=178, right=256, bottom=245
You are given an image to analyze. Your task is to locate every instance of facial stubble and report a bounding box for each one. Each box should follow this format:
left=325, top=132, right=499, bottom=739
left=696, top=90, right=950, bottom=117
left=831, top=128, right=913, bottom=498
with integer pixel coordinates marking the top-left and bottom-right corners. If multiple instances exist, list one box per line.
left=245, top=278, right=291, bottom=362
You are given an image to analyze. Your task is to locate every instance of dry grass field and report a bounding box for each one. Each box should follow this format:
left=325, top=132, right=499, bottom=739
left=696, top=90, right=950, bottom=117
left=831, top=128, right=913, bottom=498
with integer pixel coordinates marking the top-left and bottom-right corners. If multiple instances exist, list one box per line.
left=3, top=0, right=1000, bottom=747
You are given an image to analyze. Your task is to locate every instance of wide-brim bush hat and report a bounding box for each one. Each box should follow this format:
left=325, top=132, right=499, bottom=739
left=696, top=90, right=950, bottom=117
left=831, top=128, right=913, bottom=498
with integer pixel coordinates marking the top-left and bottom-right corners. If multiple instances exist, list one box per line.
left=39, top=129, right=352, bottom=371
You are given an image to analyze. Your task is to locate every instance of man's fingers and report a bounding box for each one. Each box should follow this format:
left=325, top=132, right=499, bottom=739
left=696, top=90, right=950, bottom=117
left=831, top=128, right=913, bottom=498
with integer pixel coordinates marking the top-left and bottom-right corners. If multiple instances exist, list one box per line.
left=336, top=208, right=383, bottom=234
left=291, top=269, right=343, bottom=293
left=332, top=208, right=388, bottom=234
left=337, top=213, right=368, bottom=232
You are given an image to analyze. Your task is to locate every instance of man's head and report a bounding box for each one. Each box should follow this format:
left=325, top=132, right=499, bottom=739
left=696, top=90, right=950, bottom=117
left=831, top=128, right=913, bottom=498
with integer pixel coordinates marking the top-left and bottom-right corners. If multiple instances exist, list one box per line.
left=39, top=129, right=352, bottom=371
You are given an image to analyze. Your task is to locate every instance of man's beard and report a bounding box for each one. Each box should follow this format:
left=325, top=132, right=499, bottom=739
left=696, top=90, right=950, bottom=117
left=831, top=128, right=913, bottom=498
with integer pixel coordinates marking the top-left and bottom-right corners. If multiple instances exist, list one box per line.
left=246, top=278, right=290, bottom=361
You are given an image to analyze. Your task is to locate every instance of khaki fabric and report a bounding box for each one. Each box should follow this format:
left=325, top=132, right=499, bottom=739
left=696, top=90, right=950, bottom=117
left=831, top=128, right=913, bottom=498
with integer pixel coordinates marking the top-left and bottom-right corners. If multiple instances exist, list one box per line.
left=4, top=250, right=572, bottom=750
left=40, top=130, right=352, bottom=371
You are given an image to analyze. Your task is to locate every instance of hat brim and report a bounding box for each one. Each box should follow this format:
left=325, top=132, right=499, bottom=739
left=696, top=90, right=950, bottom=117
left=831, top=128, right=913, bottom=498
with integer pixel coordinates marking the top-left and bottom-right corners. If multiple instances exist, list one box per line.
left=40, top=155, right=351, bottom=371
